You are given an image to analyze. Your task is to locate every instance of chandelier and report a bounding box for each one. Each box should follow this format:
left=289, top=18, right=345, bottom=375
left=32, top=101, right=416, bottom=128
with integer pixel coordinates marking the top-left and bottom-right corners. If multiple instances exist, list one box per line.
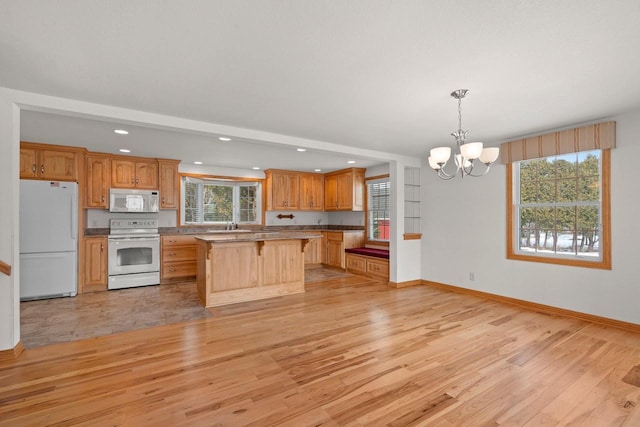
left=428, top=89, right=499, bottom=179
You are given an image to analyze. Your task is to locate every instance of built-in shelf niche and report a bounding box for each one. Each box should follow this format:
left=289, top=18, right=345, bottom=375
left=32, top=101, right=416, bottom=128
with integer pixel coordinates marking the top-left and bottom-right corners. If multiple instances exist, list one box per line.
left=404, top=166, right=421, bottom=240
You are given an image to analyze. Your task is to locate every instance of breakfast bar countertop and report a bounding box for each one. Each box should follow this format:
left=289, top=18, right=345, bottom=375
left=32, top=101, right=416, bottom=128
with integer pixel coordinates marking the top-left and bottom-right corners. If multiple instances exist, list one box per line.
left=193, top=231, right=322, bottom=243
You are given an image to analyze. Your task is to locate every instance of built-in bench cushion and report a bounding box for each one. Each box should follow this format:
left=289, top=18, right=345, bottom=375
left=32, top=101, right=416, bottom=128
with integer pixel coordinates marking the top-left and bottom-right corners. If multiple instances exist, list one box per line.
left=345, top=247, right=389, bottom=260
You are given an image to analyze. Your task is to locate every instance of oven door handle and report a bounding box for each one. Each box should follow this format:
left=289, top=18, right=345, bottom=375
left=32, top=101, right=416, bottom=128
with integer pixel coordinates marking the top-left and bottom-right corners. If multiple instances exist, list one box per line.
left=108, top=237, right=159, bottom=242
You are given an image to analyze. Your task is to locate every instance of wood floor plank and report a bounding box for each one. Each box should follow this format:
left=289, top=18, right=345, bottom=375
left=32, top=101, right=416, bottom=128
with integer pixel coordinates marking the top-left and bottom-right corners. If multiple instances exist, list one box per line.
left=1, top=276, right=640, bottom=426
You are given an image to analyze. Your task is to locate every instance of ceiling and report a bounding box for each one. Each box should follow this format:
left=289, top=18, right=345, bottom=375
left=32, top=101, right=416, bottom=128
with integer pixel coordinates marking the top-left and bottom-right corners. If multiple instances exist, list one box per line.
left=3, top=1, right=640, bottom=172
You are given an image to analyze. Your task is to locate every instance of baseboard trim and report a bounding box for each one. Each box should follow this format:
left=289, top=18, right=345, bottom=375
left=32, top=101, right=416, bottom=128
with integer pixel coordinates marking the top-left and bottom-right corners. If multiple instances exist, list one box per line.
left=422, top=280, right=640, bottom=334
left=388, top=279, right=421, bottom=289
left=0, top=340, right=24, bottom=361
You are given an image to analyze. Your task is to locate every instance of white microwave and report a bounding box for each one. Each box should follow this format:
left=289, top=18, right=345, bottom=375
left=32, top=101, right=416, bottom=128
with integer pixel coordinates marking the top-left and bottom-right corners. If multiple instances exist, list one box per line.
left=109, top=189, right=159, bottom=213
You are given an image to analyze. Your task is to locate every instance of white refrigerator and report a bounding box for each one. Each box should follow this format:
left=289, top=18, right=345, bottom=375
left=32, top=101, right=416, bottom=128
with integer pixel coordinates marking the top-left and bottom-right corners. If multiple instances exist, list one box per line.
left=20, top=180, right=78, bottom=300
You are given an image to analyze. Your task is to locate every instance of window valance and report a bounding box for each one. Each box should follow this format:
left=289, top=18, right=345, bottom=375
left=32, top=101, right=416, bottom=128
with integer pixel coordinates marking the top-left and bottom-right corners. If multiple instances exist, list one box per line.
left=500, top=121, right=615, bottom=164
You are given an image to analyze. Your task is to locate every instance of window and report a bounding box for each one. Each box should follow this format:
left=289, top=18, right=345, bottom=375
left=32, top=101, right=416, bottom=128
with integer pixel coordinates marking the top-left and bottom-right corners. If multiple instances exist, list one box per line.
left=508, top=149, right=610, bottom=268
left=181, top=176, right=261, bottom=225
left=366, top=176, right=390, bottom=242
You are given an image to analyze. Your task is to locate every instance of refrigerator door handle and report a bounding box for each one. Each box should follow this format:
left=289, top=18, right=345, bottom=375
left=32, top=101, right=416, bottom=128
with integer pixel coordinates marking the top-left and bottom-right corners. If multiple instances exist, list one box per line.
left=70, top=191, right=78, bottom=240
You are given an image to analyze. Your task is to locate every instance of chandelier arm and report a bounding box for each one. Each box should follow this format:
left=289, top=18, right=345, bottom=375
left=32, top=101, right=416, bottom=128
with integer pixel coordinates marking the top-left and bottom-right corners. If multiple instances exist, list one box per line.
left=466, top=163, right=494, bottom=178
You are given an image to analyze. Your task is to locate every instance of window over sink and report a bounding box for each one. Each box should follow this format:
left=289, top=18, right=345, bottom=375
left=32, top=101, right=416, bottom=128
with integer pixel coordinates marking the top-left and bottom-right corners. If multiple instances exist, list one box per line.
left=180, top=176, right=262, bottom=225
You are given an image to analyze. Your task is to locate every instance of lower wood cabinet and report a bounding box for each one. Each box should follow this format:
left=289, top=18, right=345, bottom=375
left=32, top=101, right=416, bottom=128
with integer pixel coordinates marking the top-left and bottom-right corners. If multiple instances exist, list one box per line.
left=323, top=230, right=365, bottom=269
left=161, top=235, right=198, bottom=282
left=83, top=236, right=108, bottom=292
left=346, top=253, right=389, bottom=281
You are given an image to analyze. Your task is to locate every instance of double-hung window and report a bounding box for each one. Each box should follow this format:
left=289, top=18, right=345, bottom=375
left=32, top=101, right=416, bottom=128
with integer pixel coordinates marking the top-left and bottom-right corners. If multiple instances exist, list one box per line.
left=366, top=176, right=390, bottom=242
left=181, top=176, right=261, bottom=225
left=505, top=122, right=613, bottom=269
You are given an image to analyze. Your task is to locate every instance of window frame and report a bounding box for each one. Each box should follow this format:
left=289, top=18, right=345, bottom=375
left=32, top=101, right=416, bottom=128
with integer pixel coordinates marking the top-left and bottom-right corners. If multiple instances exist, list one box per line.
left=365, top=174, right=390, bottom=246
left=179, top=174, right=263, bottom=226
left=506, top=149, right=611, bottom=269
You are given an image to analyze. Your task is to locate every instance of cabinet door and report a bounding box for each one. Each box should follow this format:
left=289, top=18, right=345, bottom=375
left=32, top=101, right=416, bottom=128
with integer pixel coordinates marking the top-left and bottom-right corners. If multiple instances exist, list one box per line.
left=84, top=237, right=107, bottom=287
left=326, top=240, right=344, bottom=268
left=336, top=172, right=353, bottom=210
left=159, top=161, right=179, bottom=208
left=324, top=174, right=338, bottom=210
left=39, top=149, right=77, bottom=181
left=271, top=172, right=299, bottom=210
left=135, top=161, right=158, bottom=189
left=86, top=155, right=109, bottom=208
left=20, top=148, right=38, bottom=179
left=303, top=235, right=323, bottom=264
left=300, top=174, right=324, bottom=210
left=111, top=159, right=137, bottom=188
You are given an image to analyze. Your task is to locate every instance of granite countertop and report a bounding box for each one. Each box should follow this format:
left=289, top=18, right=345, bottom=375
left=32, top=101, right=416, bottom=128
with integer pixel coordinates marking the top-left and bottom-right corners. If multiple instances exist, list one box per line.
left=84, top=225, right=364, bottom=237
left=194, top=231, right=323, bottom=243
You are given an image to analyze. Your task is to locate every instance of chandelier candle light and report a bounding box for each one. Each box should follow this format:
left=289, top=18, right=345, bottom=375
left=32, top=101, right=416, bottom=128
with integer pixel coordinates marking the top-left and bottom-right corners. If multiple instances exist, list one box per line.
left=428, top=89, right=500, bottom=179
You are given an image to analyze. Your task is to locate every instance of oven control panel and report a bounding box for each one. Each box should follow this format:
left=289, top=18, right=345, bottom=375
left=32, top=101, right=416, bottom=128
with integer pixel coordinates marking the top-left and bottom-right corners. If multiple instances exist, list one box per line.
left=110, top=219, right=158, bottom=230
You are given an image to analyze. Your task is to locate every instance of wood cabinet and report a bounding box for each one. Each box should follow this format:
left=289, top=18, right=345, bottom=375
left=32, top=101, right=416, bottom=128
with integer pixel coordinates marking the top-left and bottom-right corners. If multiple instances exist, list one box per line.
left=323, top=230, right=365, bottom=269
left=111, top=158, right=158, bottom=189
left=83, top=236, right=108, bottom=290
left=324, top=168, right=365, bottom=211
left=282, top=230, right=323, bottom=264
left=299, top=173, right=324, bottom=210
left=304, top=231, right=324, bottom=264
left=86, top=154, right=110, bottom=208
left=265, top=170, right=300, bottom=210
left=161, top=235, right=198, bottom=281
left=20, top=143, right=80, bottom=181
left=158, top=159, right=180, bottom=209
left=345, top=253, right=389, bottom=281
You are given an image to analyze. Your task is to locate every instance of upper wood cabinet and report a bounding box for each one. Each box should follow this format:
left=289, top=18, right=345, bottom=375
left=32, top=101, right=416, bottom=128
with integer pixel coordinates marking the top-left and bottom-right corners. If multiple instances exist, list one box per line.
left=85, top=154, right=110, bottom=208
left=324, top=168, right=365, bottom=211
left=20, top=142, right=80, bottom=181
left=265, top=170, right=300, bottom=210
left=158, top=159, right=180, bottom=209
left=111, top=158, right=158, bottom=189
left=299, top=173, right=324, bottom=211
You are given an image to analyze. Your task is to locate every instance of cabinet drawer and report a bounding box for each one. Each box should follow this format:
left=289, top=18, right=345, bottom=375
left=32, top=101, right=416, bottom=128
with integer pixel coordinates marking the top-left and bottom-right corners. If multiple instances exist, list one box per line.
left=162, top=235, right=197, bottom=246
left=326, top=232, right=343, bottom=242
left=162, top=261, right=197, bottom=279
left=367, top=258, right=389, bottom=277
left=162, top=246, right=197, bottom=262
left=346, top=254, right=366, bottom=273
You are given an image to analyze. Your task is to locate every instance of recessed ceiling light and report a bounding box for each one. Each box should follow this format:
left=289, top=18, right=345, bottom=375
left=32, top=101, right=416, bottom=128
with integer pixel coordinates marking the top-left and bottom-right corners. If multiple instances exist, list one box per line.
left=296, top=148, right=307, bottom=152
left=194, top=161, right=203, bottom=165
left=314, top=169, right=322, bottom=172
left=347, top=160, right=356, bottom=164
left=119, top=148, right=131, bottom=153
left=219, top=137, right=231, bottom=141
left=114, top=129, right=129, bottom=135
left=252, top=166, right=261, bottom=170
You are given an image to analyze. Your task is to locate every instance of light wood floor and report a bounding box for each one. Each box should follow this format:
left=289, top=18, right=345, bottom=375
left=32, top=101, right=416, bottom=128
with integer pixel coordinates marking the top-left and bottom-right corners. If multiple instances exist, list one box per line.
left=2, top=275, right=640, bottom=426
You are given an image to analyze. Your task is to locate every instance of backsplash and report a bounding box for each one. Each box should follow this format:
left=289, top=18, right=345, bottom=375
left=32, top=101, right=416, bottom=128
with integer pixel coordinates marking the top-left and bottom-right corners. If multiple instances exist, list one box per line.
left=88, top=209, right=364, bottom=228
left=86, top=209, right=177, bottom=228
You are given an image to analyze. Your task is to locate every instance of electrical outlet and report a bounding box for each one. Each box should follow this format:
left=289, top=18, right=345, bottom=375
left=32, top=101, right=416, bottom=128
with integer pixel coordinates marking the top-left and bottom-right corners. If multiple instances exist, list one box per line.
left=469, top=272, right=475, bottom=281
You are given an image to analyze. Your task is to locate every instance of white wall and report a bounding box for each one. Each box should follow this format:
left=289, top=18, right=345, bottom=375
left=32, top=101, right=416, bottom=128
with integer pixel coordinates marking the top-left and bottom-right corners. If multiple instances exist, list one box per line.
left=0, top=91, right=20, bottom=351
left=421, top=108, right=640, bottom=324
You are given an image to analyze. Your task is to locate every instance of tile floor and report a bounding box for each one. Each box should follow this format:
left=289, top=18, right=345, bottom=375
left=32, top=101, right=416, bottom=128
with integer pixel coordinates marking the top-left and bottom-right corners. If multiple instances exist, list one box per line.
left=20, top=267, right=354, bottom=348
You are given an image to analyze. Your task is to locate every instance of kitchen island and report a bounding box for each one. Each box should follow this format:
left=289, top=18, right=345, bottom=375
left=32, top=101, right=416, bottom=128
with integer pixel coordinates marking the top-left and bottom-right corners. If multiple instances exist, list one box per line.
left=195, top=232, right=321, bottom=307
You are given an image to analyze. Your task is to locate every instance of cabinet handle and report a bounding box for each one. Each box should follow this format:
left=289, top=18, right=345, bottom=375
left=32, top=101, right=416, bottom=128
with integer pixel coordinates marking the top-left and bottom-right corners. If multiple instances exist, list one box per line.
left=100, top=243, right=104, bottom=252
left=162, top=197, right=165, bottom=203
left=135, top=178, right=139, bottom=184
left=40, top=165, right=45, bottom=174
left=31, top=164, right=36, bottom=173
left=131, top=177, right=135, bottom=184
left=169, top=268, right=176, bottom=272
left=169, top=240, right=177, bottom=243
left=169, top=252, right=176, bottom=256
left=101, top=195, right=105, bottom=202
